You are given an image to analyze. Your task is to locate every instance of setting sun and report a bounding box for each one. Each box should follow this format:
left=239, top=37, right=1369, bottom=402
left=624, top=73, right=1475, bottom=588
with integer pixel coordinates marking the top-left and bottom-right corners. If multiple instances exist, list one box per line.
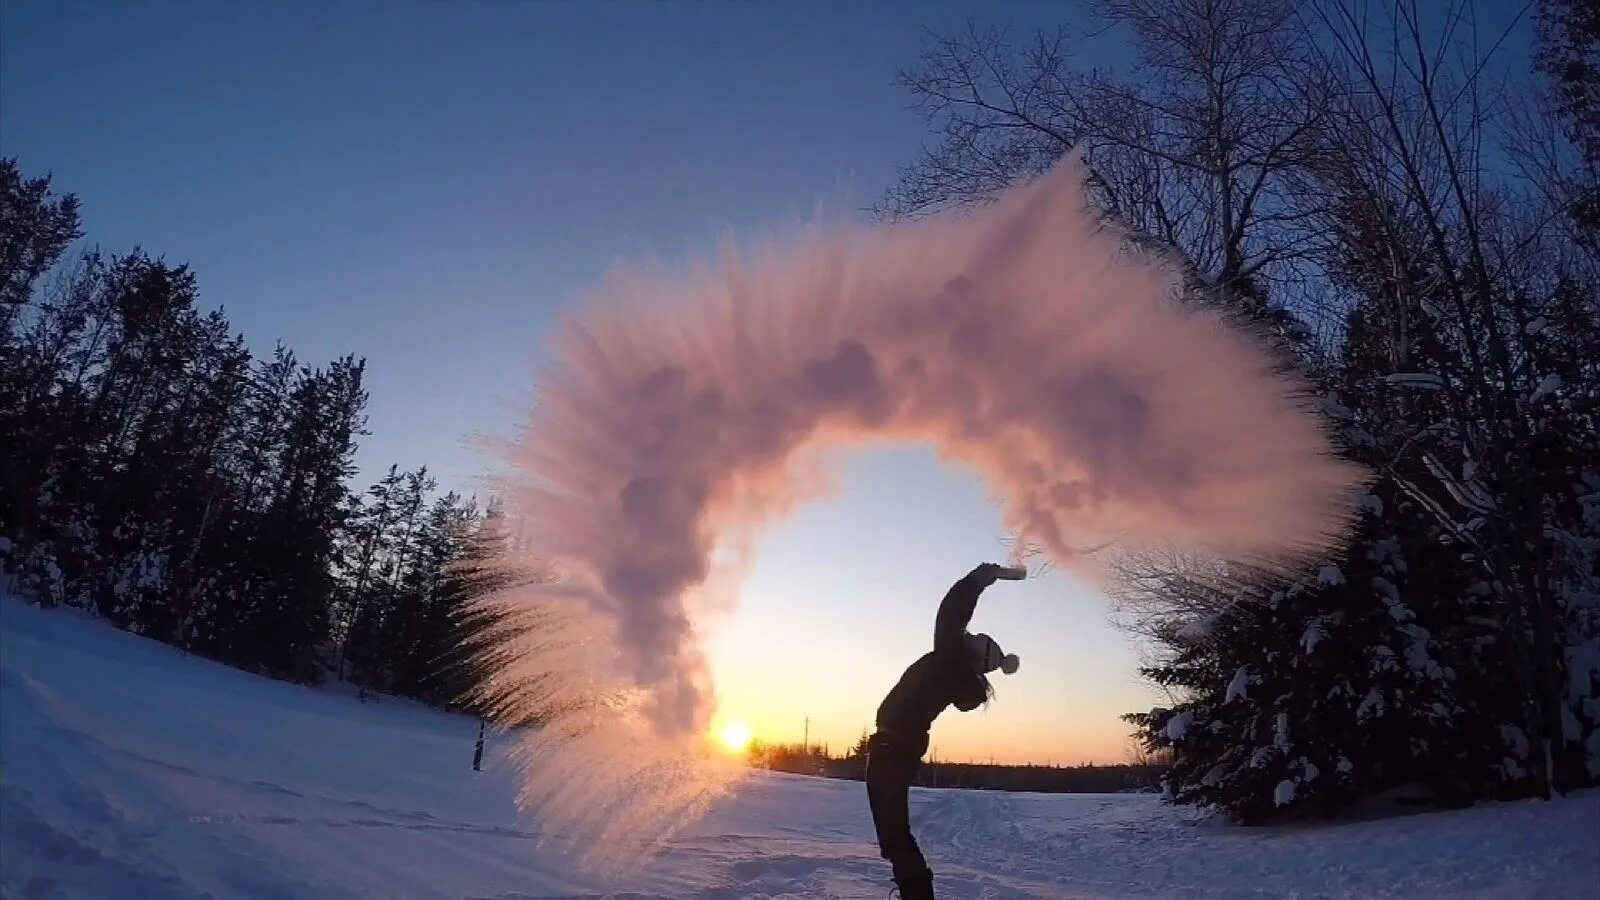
left=717, top=720, right=754, bottom=754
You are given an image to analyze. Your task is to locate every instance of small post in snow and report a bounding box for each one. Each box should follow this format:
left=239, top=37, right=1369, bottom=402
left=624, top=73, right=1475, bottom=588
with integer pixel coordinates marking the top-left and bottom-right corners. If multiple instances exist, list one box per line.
left=472, top=719, right=486, bottom=772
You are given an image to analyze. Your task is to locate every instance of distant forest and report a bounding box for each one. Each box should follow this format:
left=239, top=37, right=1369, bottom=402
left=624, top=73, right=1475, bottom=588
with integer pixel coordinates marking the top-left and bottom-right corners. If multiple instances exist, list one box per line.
left=0, top=157, right=505, bottom=707
left=749, top=737, right=1166, bottom=794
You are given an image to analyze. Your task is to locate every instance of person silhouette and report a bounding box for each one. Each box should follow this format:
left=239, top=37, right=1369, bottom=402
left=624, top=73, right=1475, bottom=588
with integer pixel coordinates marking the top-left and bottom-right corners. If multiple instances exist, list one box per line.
left=865, top=562, right=1021, bottom=900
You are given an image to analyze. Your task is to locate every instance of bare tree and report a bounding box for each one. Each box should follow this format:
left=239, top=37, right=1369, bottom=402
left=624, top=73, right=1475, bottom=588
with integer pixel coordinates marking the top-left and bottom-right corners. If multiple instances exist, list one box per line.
left=881, top=0, right=1334, bottom=331
left=1532, top=0, right=1599, bottom=253
left=885, top=0, right=1347, bottom=670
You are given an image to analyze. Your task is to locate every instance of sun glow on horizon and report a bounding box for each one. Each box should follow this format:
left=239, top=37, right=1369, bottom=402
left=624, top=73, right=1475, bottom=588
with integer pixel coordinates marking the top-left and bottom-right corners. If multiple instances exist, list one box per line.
left=717, top=720, right=754, bottom=755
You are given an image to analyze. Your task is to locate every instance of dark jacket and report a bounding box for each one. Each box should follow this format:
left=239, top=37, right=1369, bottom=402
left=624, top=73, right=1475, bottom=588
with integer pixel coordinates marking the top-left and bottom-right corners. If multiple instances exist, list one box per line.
left=873, top=572, right=990, bottom=745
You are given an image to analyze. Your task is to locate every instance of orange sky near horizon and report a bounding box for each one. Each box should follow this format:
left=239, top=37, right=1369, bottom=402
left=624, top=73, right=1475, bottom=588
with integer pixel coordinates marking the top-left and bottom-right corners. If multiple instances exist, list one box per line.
left=699, top=444, right=1168, bottom=767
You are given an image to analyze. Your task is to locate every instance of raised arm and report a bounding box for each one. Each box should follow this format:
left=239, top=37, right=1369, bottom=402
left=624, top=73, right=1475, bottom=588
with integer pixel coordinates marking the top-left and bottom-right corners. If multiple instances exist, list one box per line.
left=933, top=563, right=1001, bottom=655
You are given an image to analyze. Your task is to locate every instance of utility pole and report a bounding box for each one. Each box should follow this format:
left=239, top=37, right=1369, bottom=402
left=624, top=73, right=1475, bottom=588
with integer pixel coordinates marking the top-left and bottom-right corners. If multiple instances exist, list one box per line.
left=803, top=716, right=809, bottom=753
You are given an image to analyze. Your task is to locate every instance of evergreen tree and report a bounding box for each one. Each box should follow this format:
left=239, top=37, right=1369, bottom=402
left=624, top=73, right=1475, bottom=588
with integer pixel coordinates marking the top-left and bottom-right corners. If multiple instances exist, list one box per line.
left=234, top=357, right=367, bottom=680
left=0, top=158, right=82, bottom=335
left=332, top=464, right=404, bottom=676
left=0, top=159, right=393, bottom=689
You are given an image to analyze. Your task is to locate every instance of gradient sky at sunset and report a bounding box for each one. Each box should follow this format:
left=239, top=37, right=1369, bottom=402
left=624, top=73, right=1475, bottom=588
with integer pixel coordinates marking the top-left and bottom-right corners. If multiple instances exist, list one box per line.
left=3, top=0, right=1164, bottom=763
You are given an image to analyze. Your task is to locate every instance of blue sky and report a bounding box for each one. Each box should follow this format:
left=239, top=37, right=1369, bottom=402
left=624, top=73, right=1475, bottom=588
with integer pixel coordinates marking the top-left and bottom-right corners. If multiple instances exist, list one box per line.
left=4, top=0, right=1171, bottom=762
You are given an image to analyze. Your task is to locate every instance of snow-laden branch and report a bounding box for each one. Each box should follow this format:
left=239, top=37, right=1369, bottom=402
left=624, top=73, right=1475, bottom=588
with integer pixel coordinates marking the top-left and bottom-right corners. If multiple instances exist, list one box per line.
left=1422, top=452, right=1496, bottom=514
left=1384, top=372, right=1446, bottom=390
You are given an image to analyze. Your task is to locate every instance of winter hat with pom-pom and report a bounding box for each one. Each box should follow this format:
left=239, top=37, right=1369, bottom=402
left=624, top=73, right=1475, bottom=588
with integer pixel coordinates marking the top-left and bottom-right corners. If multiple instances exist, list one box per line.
left=965, top=632, right=1020, bottom=675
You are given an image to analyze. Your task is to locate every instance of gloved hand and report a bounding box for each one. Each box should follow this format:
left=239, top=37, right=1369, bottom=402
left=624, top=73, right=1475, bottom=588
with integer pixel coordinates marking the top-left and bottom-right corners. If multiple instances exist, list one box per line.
left=968, top=562, right=1003, bottom=585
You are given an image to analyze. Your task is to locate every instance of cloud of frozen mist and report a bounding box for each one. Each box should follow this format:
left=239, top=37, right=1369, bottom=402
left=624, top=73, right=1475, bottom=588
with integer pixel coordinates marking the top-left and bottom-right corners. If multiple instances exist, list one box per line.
left=468, top=153, right=1364, bottom=857
left=466, top=588, right=743, bottom=865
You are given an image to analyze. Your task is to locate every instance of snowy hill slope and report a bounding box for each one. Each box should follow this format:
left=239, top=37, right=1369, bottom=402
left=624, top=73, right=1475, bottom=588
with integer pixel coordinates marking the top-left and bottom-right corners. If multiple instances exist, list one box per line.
left=2, top=597, right=1596, bottom=900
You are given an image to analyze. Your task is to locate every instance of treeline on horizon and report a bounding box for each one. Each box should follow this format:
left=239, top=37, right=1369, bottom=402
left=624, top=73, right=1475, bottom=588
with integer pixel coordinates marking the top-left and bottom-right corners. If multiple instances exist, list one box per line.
left=746, top=738, right=1165, bottom=793
left=0, top=157, right=510, bottom=707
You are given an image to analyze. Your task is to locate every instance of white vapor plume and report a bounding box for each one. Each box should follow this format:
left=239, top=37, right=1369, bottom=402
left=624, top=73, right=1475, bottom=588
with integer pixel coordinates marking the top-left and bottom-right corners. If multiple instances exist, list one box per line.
left=468, top=153, right=1364, bottom=861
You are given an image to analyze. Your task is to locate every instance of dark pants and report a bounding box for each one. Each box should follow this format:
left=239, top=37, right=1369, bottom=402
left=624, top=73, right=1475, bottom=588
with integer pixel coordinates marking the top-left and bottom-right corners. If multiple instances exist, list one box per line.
left=865, top=731, right=931, bottom=888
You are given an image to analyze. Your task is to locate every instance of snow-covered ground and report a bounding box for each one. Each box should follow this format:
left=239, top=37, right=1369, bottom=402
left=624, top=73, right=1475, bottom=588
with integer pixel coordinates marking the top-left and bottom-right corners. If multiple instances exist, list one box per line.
left=2, top=597, right=1595, bottom=900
